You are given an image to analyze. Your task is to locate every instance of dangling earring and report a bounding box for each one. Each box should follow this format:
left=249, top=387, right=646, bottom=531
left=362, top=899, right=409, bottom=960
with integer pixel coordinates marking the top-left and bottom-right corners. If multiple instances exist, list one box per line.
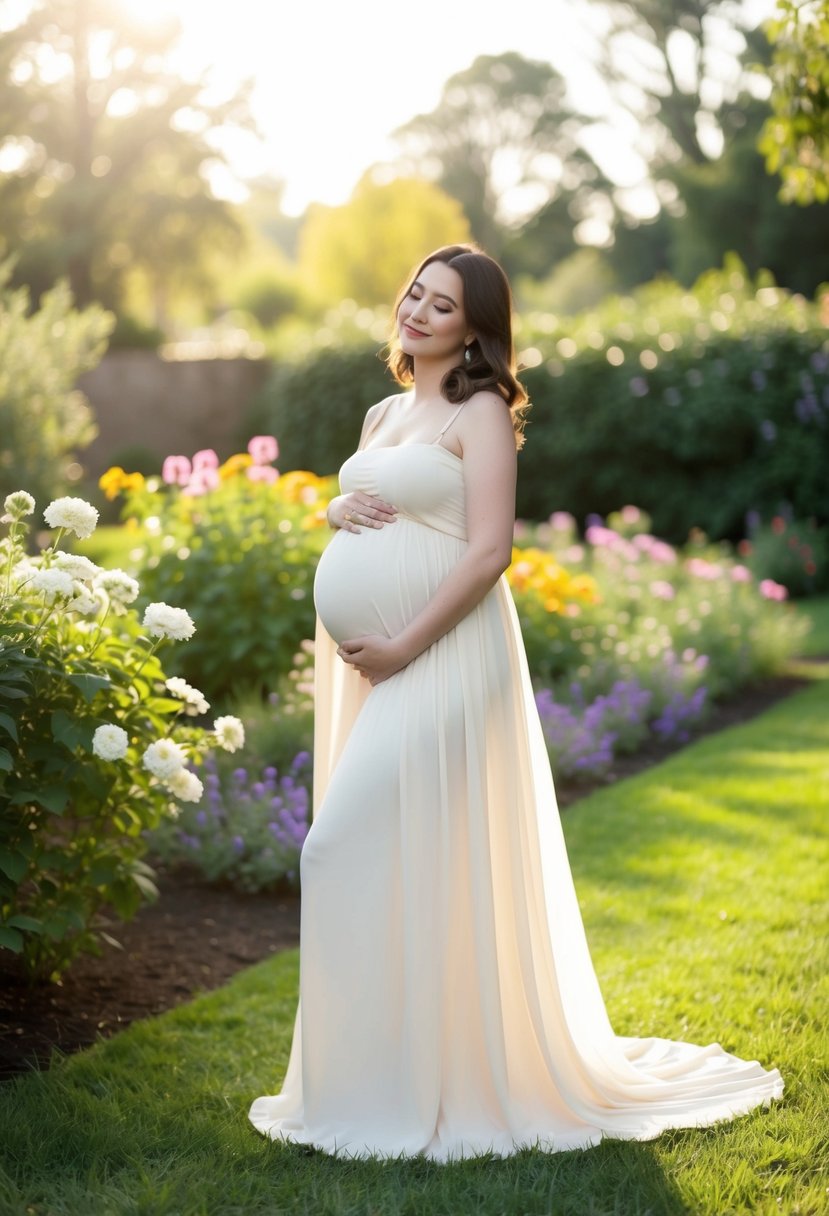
left=464, top=345, right=472, bottom=365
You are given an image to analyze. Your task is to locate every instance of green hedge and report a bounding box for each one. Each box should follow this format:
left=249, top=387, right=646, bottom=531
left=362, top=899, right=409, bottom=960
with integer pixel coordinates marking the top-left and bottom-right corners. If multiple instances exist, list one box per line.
left=241, top=343, right=395, bottom=477
left=243, top=263, right=829, bottom=544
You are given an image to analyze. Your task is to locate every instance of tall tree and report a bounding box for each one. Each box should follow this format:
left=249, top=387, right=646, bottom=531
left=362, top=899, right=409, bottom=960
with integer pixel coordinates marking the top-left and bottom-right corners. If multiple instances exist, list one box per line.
left=392, top=52, right=612, bottom=262
left=0, top=0, right=250, bottom=313
left=297, top=174, right=470, bottom=308
left=588, top=0, right=758, bottom=170
left=759, top=0, right=829, bottom=203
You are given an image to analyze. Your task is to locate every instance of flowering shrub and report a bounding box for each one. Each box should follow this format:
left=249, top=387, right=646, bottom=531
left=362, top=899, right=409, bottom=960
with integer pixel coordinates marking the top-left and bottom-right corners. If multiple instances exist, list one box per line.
left=147, top=750, right=311, bottom=894
left=741, top=512, right=829, bottom=596
left=0, top=491, right=244, bottom=976
left=536, top=656, right=709, bottom=782
left=101, top=438, right=336, bottom=700
left=511, top=505, right=808, bottom=707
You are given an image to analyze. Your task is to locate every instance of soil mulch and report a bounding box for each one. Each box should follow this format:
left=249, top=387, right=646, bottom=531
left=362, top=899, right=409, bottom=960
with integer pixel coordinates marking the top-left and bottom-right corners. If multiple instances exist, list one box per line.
left=0, top=671, right=811, bottom=1083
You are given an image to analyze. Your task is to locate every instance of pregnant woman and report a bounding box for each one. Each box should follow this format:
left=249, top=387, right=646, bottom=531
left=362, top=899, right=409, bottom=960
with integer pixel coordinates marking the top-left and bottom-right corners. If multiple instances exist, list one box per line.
left=249, top=244, right=782, bottom=1162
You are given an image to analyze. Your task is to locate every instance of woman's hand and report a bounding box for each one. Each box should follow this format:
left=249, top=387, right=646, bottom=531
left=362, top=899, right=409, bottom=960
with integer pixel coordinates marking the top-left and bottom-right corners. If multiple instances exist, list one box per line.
left=337, top=634, right=410, bottom=685
left=327, top=493, right=397, bottom=533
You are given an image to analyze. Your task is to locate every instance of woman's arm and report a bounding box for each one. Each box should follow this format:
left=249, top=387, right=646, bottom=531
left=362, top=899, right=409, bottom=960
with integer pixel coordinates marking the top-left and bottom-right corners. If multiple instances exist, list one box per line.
left=338, top=392, right=516, bottom=683
left=326, top=399, right=398, bottom=533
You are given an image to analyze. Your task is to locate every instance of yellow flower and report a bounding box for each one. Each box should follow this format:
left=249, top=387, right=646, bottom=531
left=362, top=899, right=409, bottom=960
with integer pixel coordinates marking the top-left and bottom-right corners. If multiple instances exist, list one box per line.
left=121, top=472, right=145, bottom=494
left=277, top=470, right=328, bottom=504
left=99, top=466, right=126, bottom=500
left=507, top=546, right=600, bottom=614
left=219, top=453, right=254, bottom=480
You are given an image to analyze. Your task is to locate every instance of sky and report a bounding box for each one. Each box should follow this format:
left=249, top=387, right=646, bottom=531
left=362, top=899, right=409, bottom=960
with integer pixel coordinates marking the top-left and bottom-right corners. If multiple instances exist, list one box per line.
left=4, top=0, right=778, bottom=217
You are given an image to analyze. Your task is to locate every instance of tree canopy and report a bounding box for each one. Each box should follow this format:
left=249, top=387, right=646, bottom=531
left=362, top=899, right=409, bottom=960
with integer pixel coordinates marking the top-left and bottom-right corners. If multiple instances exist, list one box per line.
left=759, top=0, right=829, bottom=203
left=0, top=0, right=250, bottom=312
left=296, top=175, right=470, bottom=308
left=392, top=52, right=612, bottom=260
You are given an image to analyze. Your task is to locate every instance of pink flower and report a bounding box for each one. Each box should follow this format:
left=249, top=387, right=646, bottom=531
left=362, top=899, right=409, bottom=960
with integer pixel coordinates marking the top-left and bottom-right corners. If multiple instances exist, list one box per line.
left=759, top=578, right=788, bottom=601
left=185, top=468, right=220, bottom=495
left=620, top=505, right=641, bottom=524
left=687, top=558, right=722, bottom=580
left=513, top=520, right=528, bottom=540
left=549, top=511, right=575, bottom=532
left=246, top=464, right=279, bottom=484
left=248, top=435, right=279, bottom=465
left=649, top=580, right=675, bottom=600
left=162, top=455, right=192, bottom=486
left=731, top=564, right=752, bottom=582
left=192, top=448, right=219, bottom=471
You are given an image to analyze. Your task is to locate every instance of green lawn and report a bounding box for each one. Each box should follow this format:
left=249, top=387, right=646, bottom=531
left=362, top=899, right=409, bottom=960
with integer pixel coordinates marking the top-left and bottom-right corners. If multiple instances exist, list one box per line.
left=1, top=669, right=827, bottom=1216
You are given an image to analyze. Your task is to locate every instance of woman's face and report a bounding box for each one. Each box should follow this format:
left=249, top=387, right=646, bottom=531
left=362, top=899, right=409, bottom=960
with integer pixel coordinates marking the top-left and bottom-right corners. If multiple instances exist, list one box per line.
left=397, top=260, right=473, bottom=362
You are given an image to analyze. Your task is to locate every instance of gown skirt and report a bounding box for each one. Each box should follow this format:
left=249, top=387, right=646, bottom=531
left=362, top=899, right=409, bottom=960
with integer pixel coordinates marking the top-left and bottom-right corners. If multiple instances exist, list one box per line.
left=248, top=433, right=783, bottom=1163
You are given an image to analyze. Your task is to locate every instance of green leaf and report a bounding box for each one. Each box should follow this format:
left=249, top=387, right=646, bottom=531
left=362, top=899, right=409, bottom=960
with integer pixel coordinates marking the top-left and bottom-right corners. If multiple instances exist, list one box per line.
left=5, top=913, right=43, bottom=932
left=0, top=712, right=18, bottom=742
left=0, top=848, right=27, bottom=882
left=66, top=672, right=111, bottom=702
left=0, top=748, right=13, bottom=773
left=8, top=785, right=69, bottom=814
left=50, top=709, right=92, bottom=752
left=0, top=926, right=24, bottom=952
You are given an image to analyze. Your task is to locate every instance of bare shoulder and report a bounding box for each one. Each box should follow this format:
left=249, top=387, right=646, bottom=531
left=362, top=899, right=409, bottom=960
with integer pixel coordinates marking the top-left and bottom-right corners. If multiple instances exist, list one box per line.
left=458, top=390, right=515, bottom=449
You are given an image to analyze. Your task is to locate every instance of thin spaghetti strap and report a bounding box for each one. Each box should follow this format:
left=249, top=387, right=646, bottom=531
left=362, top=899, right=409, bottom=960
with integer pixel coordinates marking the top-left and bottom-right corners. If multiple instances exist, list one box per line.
left=433, top=401, right=466, bottom=444
left=359, top=395, right=399, bottom=449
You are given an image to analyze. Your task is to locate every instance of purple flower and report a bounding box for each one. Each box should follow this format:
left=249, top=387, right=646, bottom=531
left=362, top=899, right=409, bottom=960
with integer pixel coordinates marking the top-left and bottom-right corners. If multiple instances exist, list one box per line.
left=760, top=420, right=777, bottom=442
left=750, top=369, right=767, bottom=392
left=232, top=835, right=245, bottom=854
left=629, top=376, right=649, bottom=397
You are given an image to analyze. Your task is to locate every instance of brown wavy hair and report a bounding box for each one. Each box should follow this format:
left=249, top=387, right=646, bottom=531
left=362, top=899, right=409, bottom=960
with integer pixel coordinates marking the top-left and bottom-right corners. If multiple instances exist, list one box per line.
left=386, top=243, right=530, bottom=449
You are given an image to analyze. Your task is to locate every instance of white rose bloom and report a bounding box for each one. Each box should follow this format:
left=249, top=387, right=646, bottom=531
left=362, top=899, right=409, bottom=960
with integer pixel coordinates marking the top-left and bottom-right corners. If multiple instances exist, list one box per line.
left=142, top=738, right=187, bottom=779
left=93, top=569, right=139, bottom=614
left=165, top=677, right=210, bottom=715
left=31, top=567, right=75, bottom=601
left=92, top=724, right=129, bottom=761
left=4, top=491, right=35, bottom=519
left=43, top=496, right=99, bottom=539
left=54, top=552, right=102, bottom=582
left=167, top=768, right=204, bottom=803
left=213, top=715, right=245, bottom=753
left=143, top=602, right=196, bottom=641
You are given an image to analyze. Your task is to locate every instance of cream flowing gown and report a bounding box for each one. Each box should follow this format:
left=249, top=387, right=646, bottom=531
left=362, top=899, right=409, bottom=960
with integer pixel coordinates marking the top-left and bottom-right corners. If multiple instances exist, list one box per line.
left=249, top=393, right=783, bottom=1162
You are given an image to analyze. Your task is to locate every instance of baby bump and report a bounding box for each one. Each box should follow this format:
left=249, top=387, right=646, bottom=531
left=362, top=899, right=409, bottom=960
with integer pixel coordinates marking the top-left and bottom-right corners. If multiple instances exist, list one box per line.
left=313, top=519, right=452, bottom=645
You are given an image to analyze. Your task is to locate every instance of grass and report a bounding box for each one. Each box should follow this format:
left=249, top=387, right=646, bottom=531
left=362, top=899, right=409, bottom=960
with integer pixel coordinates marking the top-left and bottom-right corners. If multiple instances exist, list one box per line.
left=1, top=670, right=827, bottom=1216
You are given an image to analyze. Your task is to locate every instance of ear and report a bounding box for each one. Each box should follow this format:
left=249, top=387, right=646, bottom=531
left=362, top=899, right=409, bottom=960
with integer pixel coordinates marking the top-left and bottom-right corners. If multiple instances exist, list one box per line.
left=465, top=332, right=476, bottom=346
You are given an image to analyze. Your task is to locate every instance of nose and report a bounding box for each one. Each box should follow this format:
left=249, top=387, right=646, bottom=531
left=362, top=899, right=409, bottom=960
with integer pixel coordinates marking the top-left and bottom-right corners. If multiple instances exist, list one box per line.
left=409, top=299, right=427, bottom=323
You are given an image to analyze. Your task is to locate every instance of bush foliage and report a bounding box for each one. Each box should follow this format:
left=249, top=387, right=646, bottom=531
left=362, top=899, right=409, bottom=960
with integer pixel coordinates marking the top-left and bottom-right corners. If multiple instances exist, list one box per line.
left=0, top=267, right=113, bottom=509
left=247, top=262, right=829, bottom=546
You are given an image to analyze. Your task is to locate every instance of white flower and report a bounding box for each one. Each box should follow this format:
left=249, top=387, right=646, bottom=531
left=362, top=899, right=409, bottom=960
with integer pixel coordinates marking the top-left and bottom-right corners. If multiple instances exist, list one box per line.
left=4, top=491, right=35, bottom=519
left=31, top=567, right=75, bottom=601
left=93, top=569, right=139, bottom=614
left=142, top=738, right=187, bottom=779
left=167, top=768, right=204, bottom=803
left=10, top=559, right=39, bottom=590
left=213, top=715, right=245, bottom=753
left=67, top=580, right=105, bottom=616
left=54, top=552, right=102, bottom=582
left=43, top=496, right=99, bottom=539
left=92, top=724, right=129, bottom=761
left=165, top=676, right=210, bottom=715
left=143, top=602, right=196, bottom=641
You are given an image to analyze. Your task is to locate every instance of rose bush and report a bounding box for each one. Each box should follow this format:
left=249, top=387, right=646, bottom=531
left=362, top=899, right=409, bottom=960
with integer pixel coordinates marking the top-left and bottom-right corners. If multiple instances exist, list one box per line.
left=0, top=490, right=244, bottom=977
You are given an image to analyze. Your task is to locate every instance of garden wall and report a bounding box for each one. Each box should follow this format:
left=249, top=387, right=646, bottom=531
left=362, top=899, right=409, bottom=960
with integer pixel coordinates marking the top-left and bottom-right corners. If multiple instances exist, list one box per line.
left=78, top=350, right=271, bottom=476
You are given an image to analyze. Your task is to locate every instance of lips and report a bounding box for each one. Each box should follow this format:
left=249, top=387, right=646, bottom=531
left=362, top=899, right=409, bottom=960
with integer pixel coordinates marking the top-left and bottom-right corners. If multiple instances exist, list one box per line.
left=402, top=323, right=428, bottom=338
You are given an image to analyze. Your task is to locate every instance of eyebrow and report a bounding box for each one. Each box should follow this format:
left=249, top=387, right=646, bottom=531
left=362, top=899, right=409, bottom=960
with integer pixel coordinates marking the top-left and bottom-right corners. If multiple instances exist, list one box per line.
left=412, top=279, right=458, bottom=308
